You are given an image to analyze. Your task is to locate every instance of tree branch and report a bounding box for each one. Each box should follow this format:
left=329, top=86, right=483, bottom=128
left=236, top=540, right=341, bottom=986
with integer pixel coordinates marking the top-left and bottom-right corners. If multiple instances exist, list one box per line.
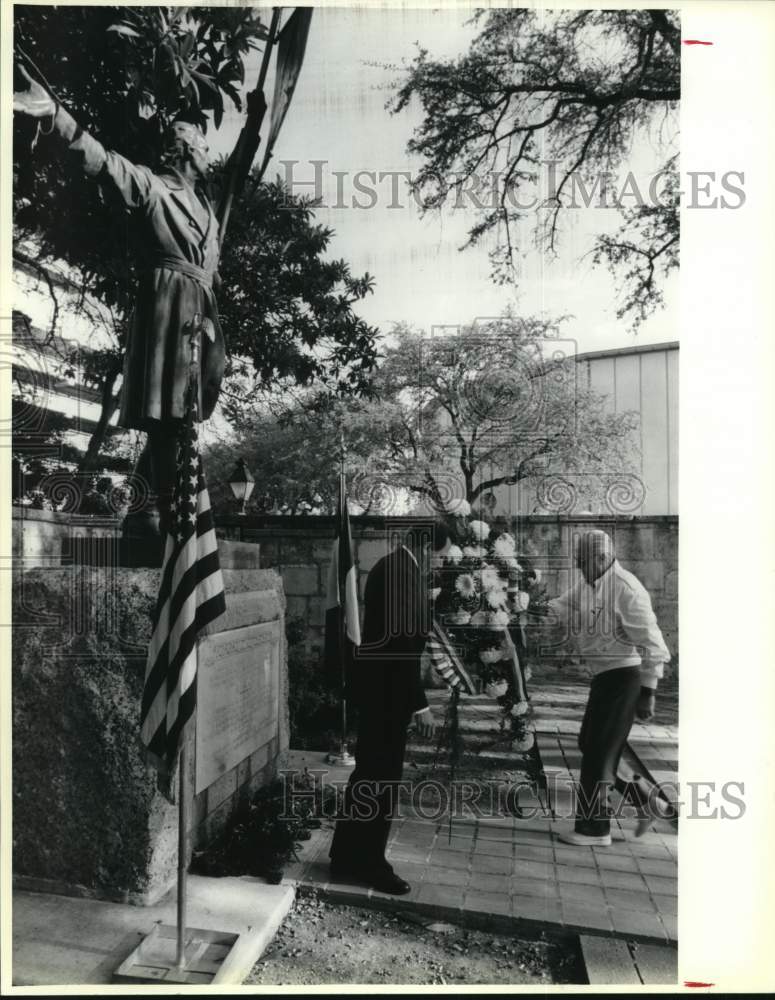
left=648, top=9, right=682, bottom=58
left=13, top=249, right=61, bottom=345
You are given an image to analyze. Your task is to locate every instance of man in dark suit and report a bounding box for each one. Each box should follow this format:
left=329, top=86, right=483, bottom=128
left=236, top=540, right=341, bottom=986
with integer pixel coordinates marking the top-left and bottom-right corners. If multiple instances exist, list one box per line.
left=329, top=520, right=451, bottom=894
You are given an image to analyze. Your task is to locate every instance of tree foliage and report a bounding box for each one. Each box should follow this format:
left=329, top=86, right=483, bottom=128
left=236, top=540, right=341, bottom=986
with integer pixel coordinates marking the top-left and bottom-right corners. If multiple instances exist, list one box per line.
left=204, top=396, right=385, bottom=516
left=358, top=316, right=639, bottom=510
left=213, top=312, right=640, bottom=515
left=391, top=8, right=680, bottom=327
left=105, top=5, right=268, bottom=133
left=217, top=181, right=379, bottom=423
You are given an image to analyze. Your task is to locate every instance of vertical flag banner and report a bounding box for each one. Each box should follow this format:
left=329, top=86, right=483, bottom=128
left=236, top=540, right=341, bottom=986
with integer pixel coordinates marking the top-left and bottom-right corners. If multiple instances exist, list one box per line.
left=140, top=382, right=226, bottom=782
left=257, top=7, right=313, bottom=180
left=324, top=470, right=361, bottom=695
left=267, top=8, right=313, bottom=151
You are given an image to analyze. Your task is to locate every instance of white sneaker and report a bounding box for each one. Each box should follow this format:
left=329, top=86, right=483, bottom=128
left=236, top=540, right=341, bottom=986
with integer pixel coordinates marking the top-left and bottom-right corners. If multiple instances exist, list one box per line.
left=558, top=829, right=612, bottom=847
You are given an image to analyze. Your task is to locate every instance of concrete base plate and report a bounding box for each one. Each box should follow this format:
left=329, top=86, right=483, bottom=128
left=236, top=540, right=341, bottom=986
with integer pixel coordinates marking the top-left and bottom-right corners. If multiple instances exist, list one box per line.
left=114, top=924, right=240, bottom=985
left=12, top=875, right=294, bottom=987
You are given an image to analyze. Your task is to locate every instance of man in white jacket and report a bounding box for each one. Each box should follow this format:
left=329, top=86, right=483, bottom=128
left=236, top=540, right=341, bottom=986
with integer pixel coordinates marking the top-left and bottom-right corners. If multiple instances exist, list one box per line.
left=546, top=530, right=672, bottom=846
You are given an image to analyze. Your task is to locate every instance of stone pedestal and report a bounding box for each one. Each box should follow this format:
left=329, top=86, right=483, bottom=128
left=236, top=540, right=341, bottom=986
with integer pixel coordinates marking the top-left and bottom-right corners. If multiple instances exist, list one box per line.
left=12, top=564, right=287, bottom=905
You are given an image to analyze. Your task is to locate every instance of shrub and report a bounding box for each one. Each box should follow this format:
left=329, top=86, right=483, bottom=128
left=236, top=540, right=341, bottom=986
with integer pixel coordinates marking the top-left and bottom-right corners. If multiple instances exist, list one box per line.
left=286, top=616, right=358, bottom=752
left=190, top=773, right=333, bottom=883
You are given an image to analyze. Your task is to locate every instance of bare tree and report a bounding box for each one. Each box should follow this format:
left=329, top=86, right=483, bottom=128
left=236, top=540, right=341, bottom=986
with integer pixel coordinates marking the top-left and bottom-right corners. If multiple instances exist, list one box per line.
left=391, top=8, right=679, bottom=327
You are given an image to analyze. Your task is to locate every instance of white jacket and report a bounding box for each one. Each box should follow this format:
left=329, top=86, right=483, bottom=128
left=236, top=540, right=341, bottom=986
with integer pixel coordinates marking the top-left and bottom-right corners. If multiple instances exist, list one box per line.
left=547, top=560, right=670, bottom=688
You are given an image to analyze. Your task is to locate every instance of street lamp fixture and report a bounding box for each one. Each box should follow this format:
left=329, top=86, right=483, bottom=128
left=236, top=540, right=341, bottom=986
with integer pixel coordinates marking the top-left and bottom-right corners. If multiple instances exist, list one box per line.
left=228, top=458, right=255, bottom=515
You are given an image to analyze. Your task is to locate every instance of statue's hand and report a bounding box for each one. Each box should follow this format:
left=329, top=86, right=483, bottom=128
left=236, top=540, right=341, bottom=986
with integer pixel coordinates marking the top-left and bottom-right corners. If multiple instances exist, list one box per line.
left=247, top=87, right=267, bottom=121
left=13, top=65, right=56, bottom=119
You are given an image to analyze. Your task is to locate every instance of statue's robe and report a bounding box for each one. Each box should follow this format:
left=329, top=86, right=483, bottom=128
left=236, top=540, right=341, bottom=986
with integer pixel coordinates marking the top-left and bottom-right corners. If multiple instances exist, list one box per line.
left=52, top=108, right=225, bottom=427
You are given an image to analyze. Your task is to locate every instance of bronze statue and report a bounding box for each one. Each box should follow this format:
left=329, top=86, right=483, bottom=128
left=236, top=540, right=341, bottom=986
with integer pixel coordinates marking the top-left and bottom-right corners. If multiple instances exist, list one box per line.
left=14, top=67, right=226, bottom=552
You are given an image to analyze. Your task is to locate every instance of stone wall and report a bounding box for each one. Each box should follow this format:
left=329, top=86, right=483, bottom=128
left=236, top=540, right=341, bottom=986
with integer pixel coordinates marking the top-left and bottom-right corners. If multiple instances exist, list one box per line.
left=12, top=505, right=119, bottom=566
left=11, top=563, right=287, bottom=905
left=218, top=514, right=678, bottom=672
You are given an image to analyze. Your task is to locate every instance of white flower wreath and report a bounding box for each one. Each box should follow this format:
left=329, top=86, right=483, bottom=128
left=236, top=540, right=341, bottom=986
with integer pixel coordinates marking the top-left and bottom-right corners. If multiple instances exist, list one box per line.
left=493, top=533, right=516, bottom=557
left=512, top=733, right=535, bottom=752
left=454, top=573, right=477, bottom=598
left=469, top=520, right=490, bottom=541
left=479, top=647, right=504, bottom=665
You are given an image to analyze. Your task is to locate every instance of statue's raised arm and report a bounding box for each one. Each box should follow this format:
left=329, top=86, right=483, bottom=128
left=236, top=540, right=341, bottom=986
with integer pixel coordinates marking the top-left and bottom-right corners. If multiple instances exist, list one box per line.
left=14, top=63, right=157, bottom=207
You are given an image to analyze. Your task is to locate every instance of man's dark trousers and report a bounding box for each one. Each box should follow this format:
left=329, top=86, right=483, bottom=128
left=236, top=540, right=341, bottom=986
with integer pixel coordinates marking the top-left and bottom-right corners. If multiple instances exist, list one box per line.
left=329, top=546, right=429, bottom=875
left=329, top=674, right=412, bottom=873
left=575, top=665, right=645, bottom=836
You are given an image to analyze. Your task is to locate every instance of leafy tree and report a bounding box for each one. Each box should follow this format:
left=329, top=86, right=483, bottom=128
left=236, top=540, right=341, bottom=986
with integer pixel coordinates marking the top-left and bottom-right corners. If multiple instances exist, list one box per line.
left=391, top=8, right=680, bottom=327
left=358, top=316, right=640, bottom=511
left=103, top=5, right=268, bottom=134
left=214, top=313, right=640, bottom=516
left=13, top=6, right=378, bottom=471
left=204, top=397, right=386, bottom=516
left=216, top=180, right=379, bottom=425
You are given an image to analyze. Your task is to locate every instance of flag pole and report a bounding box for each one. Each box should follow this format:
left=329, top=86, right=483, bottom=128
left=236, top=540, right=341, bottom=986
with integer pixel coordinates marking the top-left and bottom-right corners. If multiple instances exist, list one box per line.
left=174, top=324, right=201, bottom=970
left=338, top=432, right=349, bottom=762
left=175, top=737, right=189, bottom=968
left=217, top=6, right=281, bottom=244
left=326, top=428, right=354, bottom=767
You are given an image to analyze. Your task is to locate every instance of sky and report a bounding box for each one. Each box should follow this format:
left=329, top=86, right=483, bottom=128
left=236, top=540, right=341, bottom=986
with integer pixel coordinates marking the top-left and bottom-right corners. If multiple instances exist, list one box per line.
left=15, top=6, right=679, bottom=365
left=212, top=6, right=679, bottom=354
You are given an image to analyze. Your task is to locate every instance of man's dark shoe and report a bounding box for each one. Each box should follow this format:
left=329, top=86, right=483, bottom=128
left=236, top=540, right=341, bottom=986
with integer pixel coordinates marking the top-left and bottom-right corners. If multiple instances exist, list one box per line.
left=370, top=870, right=411, bottom=895
left=329, top=862, right=411, bottom=895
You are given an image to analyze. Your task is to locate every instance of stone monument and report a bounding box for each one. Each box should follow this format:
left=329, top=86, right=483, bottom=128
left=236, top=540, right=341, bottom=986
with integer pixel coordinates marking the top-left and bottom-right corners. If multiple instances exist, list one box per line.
left=12, top=542, right=288, bottom=905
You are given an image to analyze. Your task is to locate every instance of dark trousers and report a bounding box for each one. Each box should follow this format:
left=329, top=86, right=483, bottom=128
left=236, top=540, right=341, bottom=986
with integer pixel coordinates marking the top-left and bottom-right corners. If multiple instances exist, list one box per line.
left=329, top=693, right=412, bottom=873
left=575, top=666, right=645, bottom=836
left=123, top=424, right=178, bottom=539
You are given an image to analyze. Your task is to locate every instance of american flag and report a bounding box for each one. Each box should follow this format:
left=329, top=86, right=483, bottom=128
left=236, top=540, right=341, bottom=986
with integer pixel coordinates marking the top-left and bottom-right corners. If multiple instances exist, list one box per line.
left=426, top=621, right=477, bottom=695
left=140, top=383, right=226, bottom=777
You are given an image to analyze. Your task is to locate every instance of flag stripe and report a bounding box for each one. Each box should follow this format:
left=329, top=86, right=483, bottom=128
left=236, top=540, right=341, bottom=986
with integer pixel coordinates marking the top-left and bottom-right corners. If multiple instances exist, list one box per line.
left=324, top=468, right=361, bottom=687
left=343, top=564, right=360, bottom=644
left=166, top=646, right=197, bottom=733
left=141, top=574, right=225, bottom=726
left=143, top=506, right=221, bottom=697
left=163, top=675, right=198, bottom=766
left=426, top=622, right=477, bottom=695
left=338, top=471, right=360, bottom=645
left=325, top=536, right=339, bottom=609
left=145, top=493, right=217, bottom=662
left=167, top=550, right=222, bottom=664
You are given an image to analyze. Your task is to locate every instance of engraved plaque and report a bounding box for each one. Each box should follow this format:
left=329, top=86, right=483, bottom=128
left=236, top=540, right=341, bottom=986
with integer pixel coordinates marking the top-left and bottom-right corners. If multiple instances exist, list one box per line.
left=195, top=621, right=281, bottom=794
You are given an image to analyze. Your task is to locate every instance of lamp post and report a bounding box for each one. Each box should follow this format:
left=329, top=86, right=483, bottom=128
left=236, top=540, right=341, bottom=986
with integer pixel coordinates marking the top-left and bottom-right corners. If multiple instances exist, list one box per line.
left=228, top=458, right=255, bottom=516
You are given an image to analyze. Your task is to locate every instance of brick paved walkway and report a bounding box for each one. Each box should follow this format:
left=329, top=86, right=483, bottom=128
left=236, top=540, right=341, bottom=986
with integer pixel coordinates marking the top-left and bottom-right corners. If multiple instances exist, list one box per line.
left=283, top=677, right=677, bottom=946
